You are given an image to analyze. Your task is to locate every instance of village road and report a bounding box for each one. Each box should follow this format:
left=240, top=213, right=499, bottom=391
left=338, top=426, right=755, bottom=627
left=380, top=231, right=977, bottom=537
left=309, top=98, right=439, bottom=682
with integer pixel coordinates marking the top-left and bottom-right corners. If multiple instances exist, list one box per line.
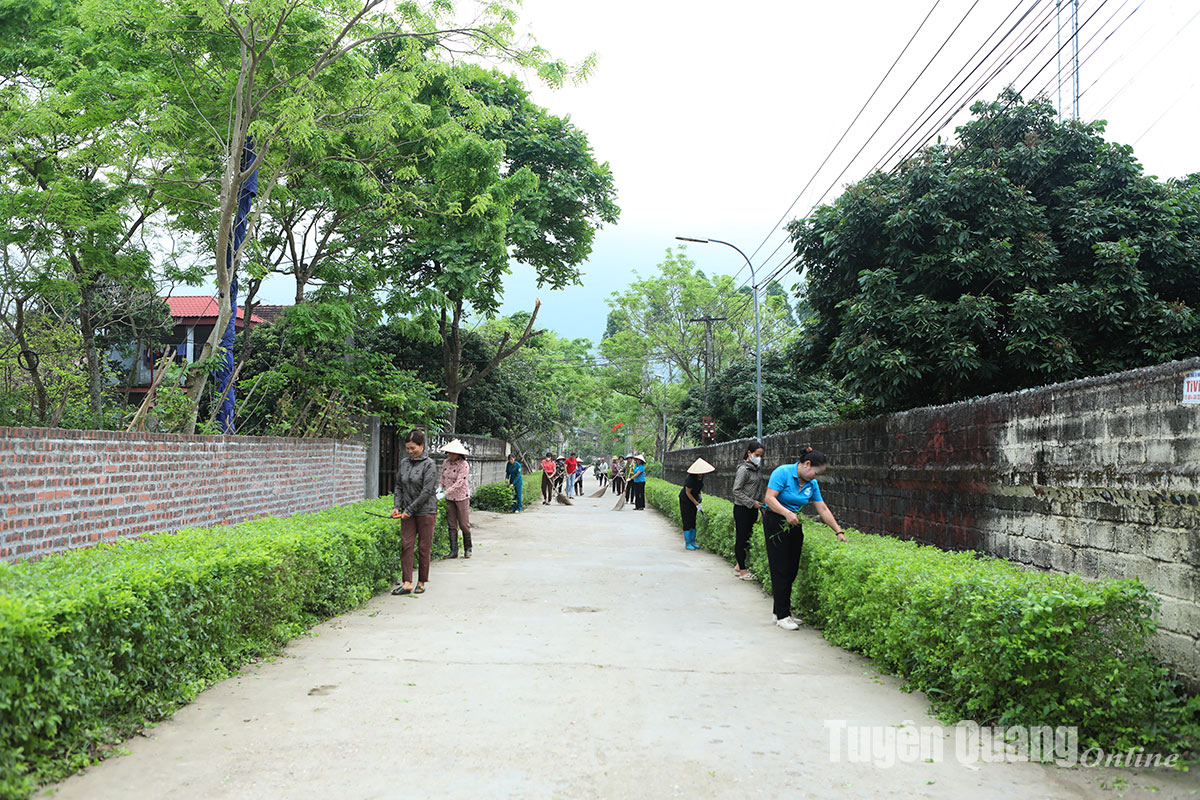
left=42, top=495, right=1195, bottom=799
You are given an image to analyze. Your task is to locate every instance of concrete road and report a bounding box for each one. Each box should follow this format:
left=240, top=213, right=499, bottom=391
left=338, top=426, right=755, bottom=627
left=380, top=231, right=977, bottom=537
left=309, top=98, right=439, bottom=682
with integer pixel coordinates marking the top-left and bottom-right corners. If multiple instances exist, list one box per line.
left=41, top=497, right=1196, bottom=799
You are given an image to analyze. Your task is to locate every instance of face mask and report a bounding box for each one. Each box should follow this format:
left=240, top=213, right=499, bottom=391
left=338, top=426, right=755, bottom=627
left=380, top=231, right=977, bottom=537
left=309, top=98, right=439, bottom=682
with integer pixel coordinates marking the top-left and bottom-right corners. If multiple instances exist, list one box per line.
left=749, top=455, right=761, bottom=466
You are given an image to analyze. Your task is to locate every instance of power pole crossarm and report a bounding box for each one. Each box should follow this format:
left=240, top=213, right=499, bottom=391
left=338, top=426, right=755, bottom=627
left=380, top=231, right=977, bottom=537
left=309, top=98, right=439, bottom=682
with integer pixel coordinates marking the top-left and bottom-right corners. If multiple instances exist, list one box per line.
left=687, top=315, right=726, bottom=388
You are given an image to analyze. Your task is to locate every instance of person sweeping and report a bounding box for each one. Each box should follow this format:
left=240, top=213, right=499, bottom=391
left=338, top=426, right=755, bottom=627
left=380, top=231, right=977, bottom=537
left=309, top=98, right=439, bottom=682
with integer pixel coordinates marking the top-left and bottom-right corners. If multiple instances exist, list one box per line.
left=680, top=458, right=714, bottom=550
left=630, top=453, right=647, bottom=510
left=540, top=452, right=556, bottom=505
left=762, top=446, right=847, bottom=630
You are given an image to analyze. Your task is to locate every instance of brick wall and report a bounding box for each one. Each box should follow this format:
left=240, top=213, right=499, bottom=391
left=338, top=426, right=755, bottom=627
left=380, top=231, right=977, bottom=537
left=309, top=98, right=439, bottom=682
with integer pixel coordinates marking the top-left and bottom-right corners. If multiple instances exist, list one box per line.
left=666, top=357, right=1200, bottom=689
left=0, top=427, right=366, bottom=561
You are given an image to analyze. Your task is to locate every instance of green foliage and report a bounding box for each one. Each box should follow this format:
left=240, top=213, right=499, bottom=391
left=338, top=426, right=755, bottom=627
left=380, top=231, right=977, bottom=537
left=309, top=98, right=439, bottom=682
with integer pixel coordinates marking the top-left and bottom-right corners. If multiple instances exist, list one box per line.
left=643, top=477, right=1200, bottom=756
left=237, top=311, right=452, bottom=437
left=470, top=481, right=514, bottom=512
left=0, top=496, right=454, bottom=797
left=677, top=347, right=863, bottom=441
left=792, top=91, right=1200, bottom=412
left=600, top=249, right=801, bottom=455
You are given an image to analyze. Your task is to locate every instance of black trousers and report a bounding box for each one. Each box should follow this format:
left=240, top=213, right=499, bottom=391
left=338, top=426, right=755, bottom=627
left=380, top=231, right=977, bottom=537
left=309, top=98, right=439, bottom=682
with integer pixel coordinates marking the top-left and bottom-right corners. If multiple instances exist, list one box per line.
left=679, top=490, right=698, bottom=530
left=632, top=481, right=646, bottom=509
left=541, top=473, right=554, bottom=503
left=733, top=504, right=759, bottom=570
left=762, top=509, right=804, bottom=620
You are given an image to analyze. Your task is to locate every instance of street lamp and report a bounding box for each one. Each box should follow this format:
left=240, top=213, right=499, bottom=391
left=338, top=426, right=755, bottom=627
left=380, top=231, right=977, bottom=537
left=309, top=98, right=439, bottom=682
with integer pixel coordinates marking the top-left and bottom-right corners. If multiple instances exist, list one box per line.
left=676, top=236, right=763, bottom=443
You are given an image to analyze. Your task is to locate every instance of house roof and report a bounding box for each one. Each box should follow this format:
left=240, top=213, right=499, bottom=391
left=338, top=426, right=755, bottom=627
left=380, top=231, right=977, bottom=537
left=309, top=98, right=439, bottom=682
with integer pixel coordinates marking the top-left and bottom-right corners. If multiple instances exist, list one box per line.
left=165, top=296, right=266, bottom=325
left=252, top=304, right=288, bottom=325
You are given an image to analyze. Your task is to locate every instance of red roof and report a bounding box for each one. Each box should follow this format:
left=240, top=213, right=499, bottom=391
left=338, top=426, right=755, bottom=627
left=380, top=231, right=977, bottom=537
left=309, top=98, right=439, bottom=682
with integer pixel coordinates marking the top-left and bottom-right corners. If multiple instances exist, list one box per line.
left=165, top=296, right=265, bottom=324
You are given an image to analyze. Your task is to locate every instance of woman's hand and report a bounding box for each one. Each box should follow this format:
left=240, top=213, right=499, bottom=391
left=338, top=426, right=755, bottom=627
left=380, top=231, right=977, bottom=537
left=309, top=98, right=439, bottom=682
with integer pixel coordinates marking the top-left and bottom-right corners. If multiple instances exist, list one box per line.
left=835, top=531, right=847, bottom=542
left=390, top=509, right=402, bottom=519
left=784, top=510, right=800, bottom=527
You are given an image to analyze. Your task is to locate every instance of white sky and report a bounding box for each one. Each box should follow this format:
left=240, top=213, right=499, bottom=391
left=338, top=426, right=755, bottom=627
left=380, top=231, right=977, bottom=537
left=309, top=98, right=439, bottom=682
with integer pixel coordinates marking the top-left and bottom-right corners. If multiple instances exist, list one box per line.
left=490, top=0, right=1200, bottom=342
left=250, top=0, right=1200, bottom=343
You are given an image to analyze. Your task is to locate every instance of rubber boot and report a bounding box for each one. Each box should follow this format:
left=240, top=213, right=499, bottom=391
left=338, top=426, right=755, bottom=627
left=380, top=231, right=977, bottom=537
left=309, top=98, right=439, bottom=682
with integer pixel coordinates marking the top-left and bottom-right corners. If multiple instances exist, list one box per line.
left=685, top=529, right=698, bottom=550
left=447, top=530, right=459, bottom=559
left=462, top=529, right=473, bottom=559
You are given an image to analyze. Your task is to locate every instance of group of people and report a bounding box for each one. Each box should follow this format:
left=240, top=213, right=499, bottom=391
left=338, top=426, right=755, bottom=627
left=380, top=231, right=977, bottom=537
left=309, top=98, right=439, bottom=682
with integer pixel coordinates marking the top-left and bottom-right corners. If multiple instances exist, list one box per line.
left=388, top=431, right=477, bottom=596
left=676, top=443, right=847, bottom=630
left=388, top=429, right=845, bottom=631
left=532, top=451, right=651, bottom=508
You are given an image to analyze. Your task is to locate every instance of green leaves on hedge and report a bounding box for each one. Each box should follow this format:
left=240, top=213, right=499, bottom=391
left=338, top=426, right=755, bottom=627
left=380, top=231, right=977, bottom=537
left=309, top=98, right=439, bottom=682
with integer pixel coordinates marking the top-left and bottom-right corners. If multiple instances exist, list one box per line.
left=0, top=496, right=454, bottom=798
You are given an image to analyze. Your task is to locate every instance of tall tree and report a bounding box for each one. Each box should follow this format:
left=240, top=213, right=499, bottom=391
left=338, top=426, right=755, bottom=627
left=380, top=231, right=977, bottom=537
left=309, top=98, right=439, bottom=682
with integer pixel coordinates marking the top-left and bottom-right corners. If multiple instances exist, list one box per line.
left=383, top=66, right=618, bottom=432
left=81, top=0, right=569, bottom=430
left=1, top=0, right=165, bottom=422
left=791, top=91, right=1200, bottom=412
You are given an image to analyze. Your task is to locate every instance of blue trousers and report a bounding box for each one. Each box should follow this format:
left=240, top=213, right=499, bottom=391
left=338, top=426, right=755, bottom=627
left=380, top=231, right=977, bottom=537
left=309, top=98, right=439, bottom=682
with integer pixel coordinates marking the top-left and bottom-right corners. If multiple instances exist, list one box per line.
left=511, top=480, right=523, bottom=512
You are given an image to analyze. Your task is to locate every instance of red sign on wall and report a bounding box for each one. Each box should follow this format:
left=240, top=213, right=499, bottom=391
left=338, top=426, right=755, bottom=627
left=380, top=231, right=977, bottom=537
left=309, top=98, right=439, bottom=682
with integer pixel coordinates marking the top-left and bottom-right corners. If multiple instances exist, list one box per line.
left=1185, top=371, right=1200, bottom=405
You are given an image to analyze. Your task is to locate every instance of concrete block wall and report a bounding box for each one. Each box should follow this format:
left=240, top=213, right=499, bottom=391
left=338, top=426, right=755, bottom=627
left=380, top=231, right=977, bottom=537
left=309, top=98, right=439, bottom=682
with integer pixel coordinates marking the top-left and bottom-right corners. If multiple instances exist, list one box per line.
left=666, top=357, right=1200, bottom=689
left=427, top=433, right=510, bottom=496
left=0, top=427, right=367, bottom=561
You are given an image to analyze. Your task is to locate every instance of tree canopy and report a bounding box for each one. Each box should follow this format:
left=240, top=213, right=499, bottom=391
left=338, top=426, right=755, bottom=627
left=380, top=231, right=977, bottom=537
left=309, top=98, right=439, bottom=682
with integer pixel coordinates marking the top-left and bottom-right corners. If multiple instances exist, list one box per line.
left=790, top=91, right=1200, bottom=412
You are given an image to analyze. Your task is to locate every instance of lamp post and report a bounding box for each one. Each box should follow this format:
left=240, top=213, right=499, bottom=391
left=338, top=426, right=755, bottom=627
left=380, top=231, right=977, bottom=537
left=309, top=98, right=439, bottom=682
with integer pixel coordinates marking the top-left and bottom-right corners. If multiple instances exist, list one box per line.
left=676, top=236, right=762, bottom=443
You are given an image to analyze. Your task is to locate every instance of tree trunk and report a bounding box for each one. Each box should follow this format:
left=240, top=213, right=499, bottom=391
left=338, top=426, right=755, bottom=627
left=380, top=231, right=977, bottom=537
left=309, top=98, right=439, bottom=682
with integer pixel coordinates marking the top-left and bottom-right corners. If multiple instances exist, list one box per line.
left=8, top=299, right=49, bottom=423
left=77, top=280, right=104, bottom=422
left=438, top=298, right=543, bottom=437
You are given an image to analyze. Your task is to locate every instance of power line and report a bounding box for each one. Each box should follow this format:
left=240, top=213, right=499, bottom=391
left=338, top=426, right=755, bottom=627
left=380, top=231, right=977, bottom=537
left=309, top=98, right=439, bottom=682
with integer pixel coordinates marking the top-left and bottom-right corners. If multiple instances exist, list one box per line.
left=735, top=0, right=949, bottom=282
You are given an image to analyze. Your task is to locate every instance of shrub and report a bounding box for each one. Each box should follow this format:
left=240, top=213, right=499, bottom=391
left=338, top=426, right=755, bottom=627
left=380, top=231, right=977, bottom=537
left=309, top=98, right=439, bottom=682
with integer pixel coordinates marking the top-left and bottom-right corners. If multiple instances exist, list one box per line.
left=0, top=496, right=451, bottom=799
left=471, top=481, right=515, bottom=512
left=522, top=471, right=544, bottom=506
left=643, top=477, right=1200, bottom=757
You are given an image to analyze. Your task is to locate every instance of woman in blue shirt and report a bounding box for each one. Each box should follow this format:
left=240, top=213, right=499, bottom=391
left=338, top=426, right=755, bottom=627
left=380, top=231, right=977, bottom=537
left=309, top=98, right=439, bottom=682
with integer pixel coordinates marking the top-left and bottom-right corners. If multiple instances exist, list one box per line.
left=763, top=446, right=847, bottom=630
left=630, top=453, right=647, bottom=510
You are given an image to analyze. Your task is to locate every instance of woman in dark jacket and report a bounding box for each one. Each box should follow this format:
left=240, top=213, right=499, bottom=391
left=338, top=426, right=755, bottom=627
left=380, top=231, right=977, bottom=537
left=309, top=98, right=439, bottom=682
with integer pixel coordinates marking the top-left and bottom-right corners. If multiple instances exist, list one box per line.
left=390, top=429, right=439, bottom=595
left=731, top=441, right=766, bottom=580
left=679, top=458, right=715, bottom=550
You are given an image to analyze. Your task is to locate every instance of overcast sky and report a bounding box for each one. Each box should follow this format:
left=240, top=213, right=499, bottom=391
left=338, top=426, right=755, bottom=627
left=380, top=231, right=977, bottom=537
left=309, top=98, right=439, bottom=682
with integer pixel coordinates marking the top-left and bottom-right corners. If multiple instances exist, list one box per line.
left=491, top=0, right=1200, bottom=342
left=247, top=1, right=1200, bottom=344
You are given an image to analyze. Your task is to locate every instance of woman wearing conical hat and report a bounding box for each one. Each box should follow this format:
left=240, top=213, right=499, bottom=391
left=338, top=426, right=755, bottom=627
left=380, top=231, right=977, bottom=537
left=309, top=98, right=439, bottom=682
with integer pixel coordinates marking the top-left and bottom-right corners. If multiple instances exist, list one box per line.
left=439, top=439, right=473, bottom=558
left=630, top=453, right=647, bottom=510
left=680, top=458, right=715, bottom=550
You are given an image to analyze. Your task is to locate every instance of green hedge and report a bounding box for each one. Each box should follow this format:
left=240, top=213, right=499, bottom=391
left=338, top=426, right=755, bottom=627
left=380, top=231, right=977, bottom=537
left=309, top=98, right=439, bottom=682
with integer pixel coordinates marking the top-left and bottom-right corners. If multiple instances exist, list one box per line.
left=644, top=477, right=1200, bottom=756
left=0, top=496, right=452, bottom=799
left=470, top=481, right=515, bottom=512
left=523, top=471, right=543, bottom=505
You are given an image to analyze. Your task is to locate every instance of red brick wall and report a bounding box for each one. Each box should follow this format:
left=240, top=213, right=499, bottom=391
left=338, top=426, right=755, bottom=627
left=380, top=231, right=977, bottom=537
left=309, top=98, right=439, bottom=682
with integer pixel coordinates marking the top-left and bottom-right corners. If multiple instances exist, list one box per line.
left=0, top=427, right=366, bottom=560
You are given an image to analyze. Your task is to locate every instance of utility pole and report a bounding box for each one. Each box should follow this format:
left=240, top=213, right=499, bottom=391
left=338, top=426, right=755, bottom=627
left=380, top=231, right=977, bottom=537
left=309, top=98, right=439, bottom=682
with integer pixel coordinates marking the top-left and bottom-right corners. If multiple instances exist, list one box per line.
left=1057, top=0, right=1081, bottom=120
left=678, top=236, right=763, bottom=442
left=1071, top=0, right=1080, bottom=120
left=1056, top=0, right=1063, bottom=122
left=688, top=315, right=726, bottom=388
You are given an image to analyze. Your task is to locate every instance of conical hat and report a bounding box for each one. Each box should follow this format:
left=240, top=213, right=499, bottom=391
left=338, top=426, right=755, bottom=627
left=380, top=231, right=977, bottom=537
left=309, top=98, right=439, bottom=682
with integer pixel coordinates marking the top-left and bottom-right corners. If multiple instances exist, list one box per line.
left=687, top=458, right=715, bottom=475
left=442, top=438, right=470, bottom=456
left=632, top=453, right=646, bottom=462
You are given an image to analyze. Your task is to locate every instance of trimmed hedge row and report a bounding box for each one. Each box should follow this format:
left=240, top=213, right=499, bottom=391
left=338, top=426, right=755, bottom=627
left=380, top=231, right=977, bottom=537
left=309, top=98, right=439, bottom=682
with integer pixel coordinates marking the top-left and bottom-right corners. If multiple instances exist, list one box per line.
left=643, top=477, right=1200, bottom=755
left=0, top=496, right=451, bottom=799
left=470, top=481, right=516, bottom=512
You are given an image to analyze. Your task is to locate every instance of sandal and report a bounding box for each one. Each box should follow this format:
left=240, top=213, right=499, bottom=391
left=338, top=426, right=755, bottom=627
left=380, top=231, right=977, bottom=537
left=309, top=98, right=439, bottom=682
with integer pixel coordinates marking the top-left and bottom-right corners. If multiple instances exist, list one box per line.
left=413, top=584, right=426, bottom=594
left=392, top=585, right=412, bottom=595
